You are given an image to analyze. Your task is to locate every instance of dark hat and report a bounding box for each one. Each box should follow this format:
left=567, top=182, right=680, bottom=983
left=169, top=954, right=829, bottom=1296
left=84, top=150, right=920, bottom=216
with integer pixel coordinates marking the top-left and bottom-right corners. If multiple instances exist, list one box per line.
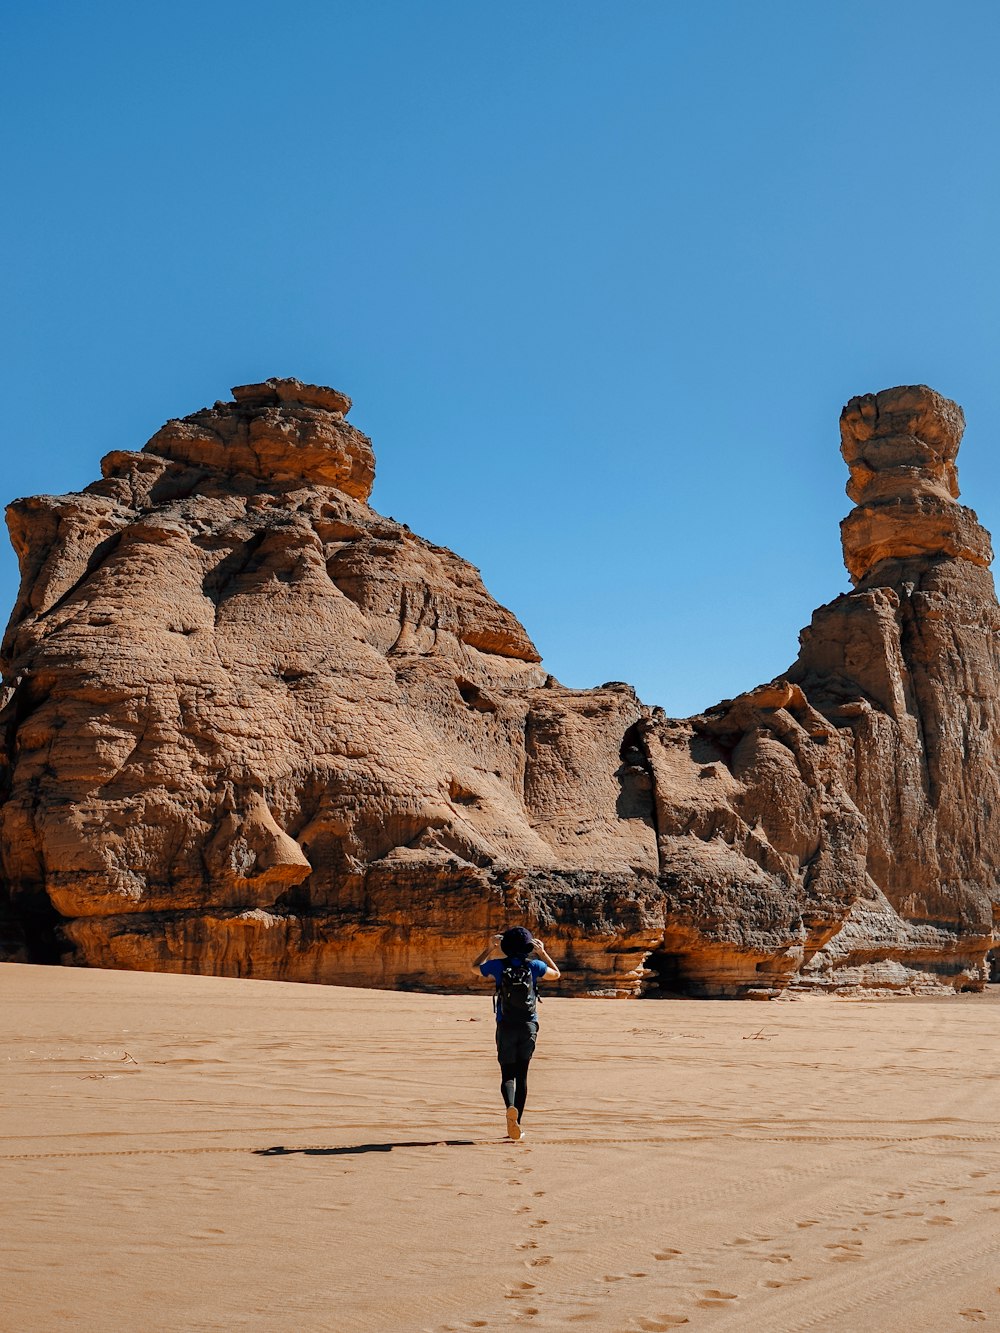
left=500, top=926, right=536, bottom=957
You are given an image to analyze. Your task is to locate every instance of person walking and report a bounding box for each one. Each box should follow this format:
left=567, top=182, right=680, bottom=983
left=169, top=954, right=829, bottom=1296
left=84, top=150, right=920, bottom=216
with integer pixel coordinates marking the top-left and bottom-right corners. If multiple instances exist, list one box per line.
left=472, top=927, right=561, bottom=1141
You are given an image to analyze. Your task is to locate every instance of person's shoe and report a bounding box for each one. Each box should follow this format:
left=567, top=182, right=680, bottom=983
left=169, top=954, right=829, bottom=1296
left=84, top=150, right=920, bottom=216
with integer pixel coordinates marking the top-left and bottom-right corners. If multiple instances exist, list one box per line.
left=506, top=1106, right=522, bottom=1141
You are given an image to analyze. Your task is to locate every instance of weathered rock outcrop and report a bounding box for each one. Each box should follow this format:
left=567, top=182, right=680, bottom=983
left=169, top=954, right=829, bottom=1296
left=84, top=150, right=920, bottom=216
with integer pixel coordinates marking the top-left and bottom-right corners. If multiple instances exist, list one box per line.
left=790, top=386, right=1000, bottom=989
left=1, top=380, right=997, bottom=995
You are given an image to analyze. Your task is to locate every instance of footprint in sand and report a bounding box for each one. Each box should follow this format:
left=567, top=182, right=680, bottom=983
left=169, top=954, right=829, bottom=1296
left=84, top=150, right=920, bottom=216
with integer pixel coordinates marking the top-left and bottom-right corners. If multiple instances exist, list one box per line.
left=653, top=1248, right=682, bottom=1261
left=506, top=1281, right=537, bottom=1296
left=824, top=1242, right=863, bottom=1263
left=525, top=1255, right=552, bottom=1268
left=636, top=1318, right=690, bottom=1331
left=697, top=1290, right=739, bottom=1308
left=959, top=1312, right=987, bottom=1323
left=926, top=1215, right=955, bottom=1226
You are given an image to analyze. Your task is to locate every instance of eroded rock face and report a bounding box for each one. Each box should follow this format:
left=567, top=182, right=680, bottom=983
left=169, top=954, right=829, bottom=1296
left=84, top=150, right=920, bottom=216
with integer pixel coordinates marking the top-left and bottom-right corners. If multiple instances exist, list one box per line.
left=142, top=376, right=374, bottom=498
left=789, top=386, right=1000, bottom=990
left=839, top=385, right=991, bottom=580
left=1, top=380, right=997, bottom=995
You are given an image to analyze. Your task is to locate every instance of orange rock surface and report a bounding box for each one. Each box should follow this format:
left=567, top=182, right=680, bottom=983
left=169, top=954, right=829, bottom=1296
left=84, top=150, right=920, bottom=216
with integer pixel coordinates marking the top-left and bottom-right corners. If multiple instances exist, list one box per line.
left=1, top=380, right=997, bottom=995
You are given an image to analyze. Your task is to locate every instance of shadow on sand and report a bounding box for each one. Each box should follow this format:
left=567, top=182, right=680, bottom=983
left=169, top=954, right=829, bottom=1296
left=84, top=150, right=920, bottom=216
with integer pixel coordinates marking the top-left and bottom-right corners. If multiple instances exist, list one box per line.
left=255, top=1140, right=479, bottom=1157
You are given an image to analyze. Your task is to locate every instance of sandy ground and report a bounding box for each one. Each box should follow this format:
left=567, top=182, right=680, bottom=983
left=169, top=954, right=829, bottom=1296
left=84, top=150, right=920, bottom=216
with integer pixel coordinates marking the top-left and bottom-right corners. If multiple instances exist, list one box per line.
left=4, top=967, right=1000, bottom=1332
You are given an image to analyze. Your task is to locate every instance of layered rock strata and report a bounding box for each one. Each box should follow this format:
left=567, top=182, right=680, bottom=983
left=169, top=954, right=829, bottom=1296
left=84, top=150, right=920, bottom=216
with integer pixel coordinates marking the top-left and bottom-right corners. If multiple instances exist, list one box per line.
left=790, top=387, right=1000, bottom=990
left=1, top=379, right=997, bottom=995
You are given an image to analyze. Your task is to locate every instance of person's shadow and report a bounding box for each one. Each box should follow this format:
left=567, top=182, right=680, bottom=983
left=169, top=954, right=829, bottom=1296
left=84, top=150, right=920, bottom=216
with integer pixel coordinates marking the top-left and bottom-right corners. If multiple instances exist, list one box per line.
left=255, top=1140, right=478, bottom=1157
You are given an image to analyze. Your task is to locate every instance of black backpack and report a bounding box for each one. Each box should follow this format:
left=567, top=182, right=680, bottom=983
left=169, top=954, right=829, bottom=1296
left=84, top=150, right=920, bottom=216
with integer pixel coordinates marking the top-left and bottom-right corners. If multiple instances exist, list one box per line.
left=497, top=958, right=537, bottom=1023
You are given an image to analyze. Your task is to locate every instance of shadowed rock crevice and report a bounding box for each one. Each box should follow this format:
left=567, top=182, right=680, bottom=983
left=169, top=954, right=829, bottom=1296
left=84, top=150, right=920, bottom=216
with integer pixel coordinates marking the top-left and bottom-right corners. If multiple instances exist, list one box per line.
left=615, top=722, right=657, bottom=827
left=200, top=531, right=270, bottom=606
left=1, top=379, right=998, bottom=996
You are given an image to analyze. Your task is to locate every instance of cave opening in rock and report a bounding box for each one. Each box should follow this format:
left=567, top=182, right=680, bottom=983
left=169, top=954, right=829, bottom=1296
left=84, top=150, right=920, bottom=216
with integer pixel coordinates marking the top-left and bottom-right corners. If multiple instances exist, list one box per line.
left=616, top=722, right=656, bottom=824
left=643, top=950, right=695, bottom=997
left=13, top=889, right=64, bottom=965
left=987, top=951, right=1000, bottom=984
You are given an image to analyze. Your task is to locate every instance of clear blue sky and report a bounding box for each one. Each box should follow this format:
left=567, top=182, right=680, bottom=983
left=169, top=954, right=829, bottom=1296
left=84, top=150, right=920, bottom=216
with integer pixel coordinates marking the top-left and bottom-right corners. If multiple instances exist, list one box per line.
left=3, top=1, right=999, bottom=717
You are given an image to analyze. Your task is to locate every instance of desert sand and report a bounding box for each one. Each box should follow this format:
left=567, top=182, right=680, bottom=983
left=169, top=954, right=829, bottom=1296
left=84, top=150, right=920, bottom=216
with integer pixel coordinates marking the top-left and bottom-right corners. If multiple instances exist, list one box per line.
left=4, top=965, right=1000, bottom=1332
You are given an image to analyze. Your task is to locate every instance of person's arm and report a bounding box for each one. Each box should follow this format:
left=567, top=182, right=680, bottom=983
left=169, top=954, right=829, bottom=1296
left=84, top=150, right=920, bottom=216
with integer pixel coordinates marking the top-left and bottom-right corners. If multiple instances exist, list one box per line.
left=531, top=940, right=561, bottom=980
left=471, top=934, right=504, bottom=975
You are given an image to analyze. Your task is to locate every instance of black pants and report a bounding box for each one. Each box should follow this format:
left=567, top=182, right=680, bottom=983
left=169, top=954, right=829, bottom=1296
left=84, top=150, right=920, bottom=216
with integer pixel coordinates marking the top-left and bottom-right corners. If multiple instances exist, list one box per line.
left=496, top=1020, right=538, bottom=1121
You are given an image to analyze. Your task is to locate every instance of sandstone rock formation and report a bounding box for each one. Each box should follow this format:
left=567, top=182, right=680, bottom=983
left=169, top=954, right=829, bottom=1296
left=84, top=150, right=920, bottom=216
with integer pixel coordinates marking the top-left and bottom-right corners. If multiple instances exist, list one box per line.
left=791, top=386, right=1000, bottom=990
left=1, top=379, right=997, bottom=995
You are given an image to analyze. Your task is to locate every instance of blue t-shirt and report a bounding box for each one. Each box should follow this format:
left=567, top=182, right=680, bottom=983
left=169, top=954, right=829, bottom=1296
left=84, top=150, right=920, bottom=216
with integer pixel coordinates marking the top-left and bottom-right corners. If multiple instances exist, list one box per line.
left=481, top=957, right=548, bottom=1022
